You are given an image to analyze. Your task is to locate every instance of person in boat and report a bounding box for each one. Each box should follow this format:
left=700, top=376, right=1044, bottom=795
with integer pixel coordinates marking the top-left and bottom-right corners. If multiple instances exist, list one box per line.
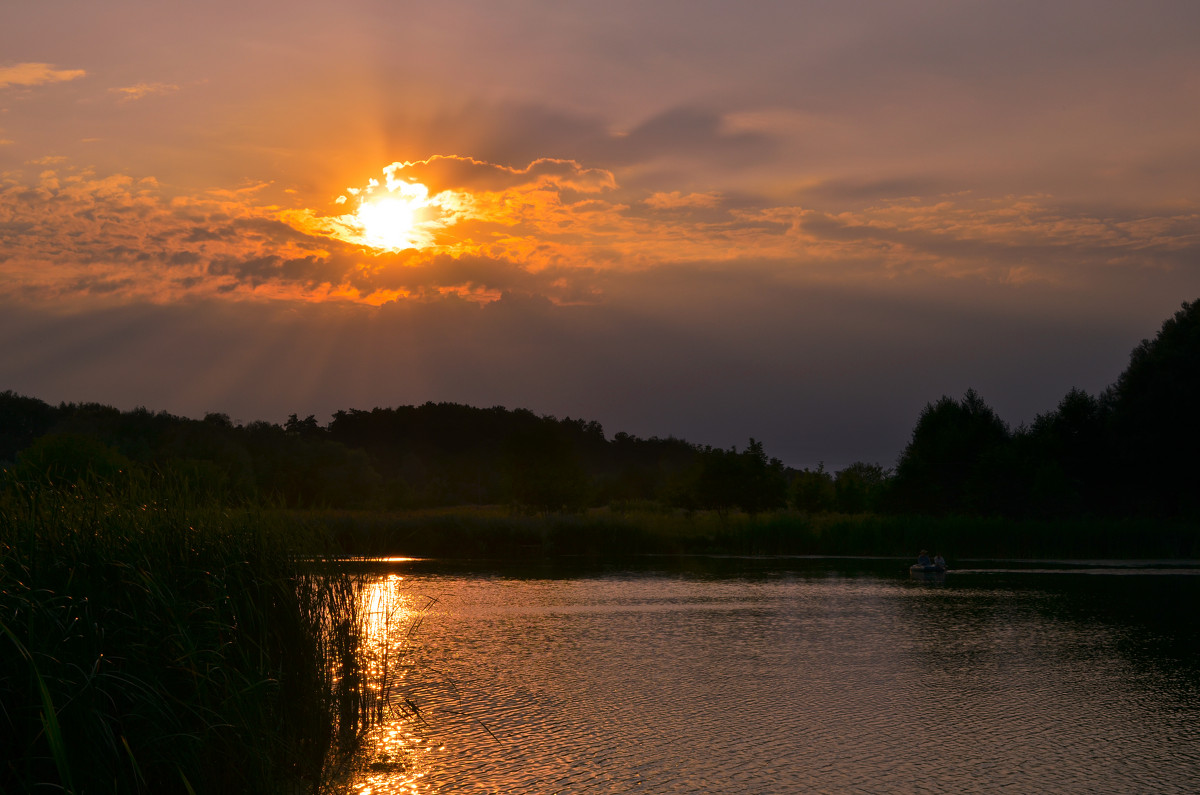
left=933, top=554, right=946, bottom=569
left=916, top=550, right=932, bottom=567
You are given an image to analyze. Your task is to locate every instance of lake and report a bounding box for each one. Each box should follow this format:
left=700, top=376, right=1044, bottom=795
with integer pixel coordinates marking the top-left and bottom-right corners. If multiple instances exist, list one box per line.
left=333, top=557, right=1200, bottom=794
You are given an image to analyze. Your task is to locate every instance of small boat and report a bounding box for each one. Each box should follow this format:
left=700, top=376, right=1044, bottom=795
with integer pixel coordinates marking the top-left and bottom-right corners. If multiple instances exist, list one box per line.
left=909, top=563, right=948, bottom=580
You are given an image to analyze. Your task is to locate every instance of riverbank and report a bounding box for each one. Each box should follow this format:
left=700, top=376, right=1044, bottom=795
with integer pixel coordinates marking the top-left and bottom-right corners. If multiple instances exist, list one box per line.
left=296, top=506, right=1200, bottom=561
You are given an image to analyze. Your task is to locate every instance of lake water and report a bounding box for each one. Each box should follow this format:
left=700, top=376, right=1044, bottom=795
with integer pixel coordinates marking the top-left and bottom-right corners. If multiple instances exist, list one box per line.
left=334, top=557, right=1200, bottom=794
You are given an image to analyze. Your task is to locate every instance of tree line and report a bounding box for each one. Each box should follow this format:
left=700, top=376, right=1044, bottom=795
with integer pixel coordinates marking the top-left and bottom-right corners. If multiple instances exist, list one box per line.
left=2, top=299, right=1198, bottom=520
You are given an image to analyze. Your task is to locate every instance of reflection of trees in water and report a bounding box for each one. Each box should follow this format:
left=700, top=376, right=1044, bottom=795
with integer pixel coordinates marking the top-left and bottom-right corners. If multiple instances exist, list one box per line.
left=898, top=573, right=1200, bottom=696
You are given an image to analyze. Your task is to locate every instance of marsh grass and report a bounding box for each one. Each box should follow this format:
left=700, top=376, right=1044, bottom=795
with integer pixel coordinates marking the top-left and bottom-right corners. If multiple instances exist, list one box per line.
left=0, top=472, right=379, bottom=794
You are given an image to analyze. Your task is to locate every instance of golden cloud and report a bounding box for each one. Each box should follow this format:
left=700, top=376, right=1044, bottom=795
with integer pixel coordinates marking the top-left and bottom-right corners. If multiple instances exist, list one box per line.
left=644, top=191, right=722, bottom=210
left=2, top=157, right=1196, bottom=310
left=0, top=62, right=86, bottom=89
left=110, top=82, right=180, bottom=102
left=376, top=155, right=618, bottom=194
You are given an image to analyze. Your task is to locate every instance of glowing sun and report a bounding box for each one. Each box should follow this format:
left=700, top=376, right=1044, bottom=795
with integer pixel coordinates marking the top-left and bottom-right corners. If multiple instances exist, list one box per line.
left=353, top=180, right=431, bottom=250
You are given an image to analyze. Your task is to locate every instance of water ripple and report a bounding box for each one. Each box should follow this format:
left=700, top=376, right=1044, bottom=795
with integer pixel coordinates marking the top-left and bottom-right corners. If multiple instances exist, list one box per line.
left=335, top=569, right=1200, bottom=794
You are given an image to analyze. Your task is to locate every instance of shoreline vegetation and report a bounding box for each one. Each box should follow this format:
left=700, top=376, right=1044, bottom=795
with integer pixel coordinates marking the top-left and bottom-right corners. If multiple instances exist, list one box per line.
left=2, top=299, right=1198, bottom=791
left=0, top=478, right=379, bottom=794
left=298, top=505, right=1200, bottom=562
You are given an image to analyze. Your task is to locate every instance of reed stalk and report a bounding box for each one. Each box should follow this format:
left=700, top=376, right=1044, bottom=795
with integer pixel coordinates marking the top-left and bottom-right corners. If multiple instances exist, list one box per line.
left=0, top=469, right=377, bottom=794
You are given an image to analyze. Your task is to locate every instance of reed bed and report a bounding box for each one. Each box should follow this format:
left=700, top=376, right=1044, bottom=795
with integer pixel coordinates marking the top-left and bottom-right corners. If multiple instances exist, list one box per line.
left=0, top=473, right=378, bottom=794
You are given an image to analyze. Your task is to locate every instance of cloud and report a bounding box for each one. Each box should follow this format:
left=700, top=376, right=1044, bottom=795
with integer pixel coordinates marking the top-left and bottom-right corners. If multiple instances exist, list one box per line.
left=378, top=156, right=617, bottom=195
left=391, top=103, right=779, bottom=182
left=644, top=191, right=722, bottom=210
left=612, top=107, right=777, bottom=168
left=800, top=176, right=957, bottom=204
left=0, top=62, right=86, bottom=89
left=110, top=82, right=180, bottom=102
left=2, top=158, right=1197, bottom=312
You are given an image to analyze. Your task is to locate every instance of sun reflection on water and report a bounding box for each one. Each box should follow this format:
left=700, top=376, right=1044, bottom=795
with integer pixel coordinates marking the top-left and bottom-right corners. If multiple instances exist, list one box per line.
left=341, top=574, right=438, bottom=795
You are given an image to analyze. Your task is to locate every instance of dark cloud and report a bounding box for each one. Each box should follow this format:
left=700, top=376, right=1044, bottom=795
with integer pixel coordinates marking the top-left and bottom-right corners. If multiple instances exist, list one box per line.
left=796, top=202, right=1200, bottom=277
left=614, top=107, right=775, bottom=167
left=184, top=227, right=225, bottom=243
left=799, top=176, right=959, bottom=204
left=67, top=276, right=139, bottom=295
left=392, top=103, right=777, bottom=178
left=206, top=254, right=347, bottom=288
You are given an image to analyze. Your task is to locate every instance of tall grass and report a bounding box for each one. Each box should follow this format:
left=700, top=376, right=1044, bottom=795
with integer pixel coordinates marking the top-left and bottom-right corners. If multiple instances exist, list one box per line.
left=0, top=471, right=377, bottom=794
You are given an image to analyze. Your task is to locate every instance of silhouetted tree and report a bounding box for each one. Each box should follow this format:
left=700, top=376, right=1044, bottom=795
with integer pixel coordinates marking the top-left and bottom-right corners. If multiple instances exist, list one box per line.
left=0, top=391, right=58, bottom=464
left=890, top=389, right=1011, bottom=515
left=1102, top=299, right=1200, bottom=516
left=504, top=421, right=588, bottom=512
left=834, top=462, right=890, bottom=513
left=790, top=464, right=836, bottom=512
left=1019, top=387, right=1107, bottom=516
left=284, top=413, right=323, bottom=437
left=690, top=439, right=787, bottom=515
left=738, top=439, right=789, bottom=514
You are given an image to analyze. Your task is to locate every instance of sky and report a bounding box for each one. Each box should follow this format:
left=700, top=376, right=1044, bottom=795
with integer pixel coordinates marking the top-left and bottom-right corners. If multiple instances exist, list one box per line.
left=3, top=0, right=1199, bottom=469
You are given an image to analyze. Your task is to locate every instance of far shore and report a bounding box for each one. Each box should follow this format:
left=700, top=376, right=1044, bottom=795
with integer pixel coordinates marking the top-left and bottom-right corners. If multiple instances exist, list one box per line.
left=287, top=506, right=1200, bottom=562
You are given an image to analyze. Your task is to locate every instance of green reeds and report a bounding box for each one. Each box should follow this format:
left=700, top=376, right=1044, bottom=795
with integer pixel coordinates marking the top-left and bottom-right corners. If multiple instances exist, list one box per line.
left=0, top=471, right=376, bottom=794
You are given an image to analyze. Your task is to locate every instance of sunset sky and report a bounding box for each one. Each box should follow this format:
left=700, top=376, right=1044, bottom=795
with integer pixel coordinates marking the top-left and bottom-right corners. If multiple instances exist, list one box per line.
left=3, top=1, right=1199, bottom=468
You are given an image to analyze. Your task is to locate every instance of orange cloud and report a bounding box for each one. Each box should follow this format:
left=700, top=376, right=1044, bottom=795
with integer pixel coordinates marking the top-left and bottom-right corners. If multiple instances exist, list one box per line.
left=644, top=191, right=722, bottom=209
left=376, top=155, right=617, bottom=195
left=110, top=82, right=180, bottom=102
left=3, top=157, right=1197, bottom=311
left=0, top=62, right=86, bottom=89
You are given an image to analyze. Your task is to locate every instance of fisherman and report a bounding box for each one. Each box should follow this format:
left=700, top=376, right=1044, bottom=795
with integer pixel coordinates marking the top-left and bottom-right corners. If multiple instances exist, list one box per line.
left=917, top=549, right=932, bottom=567
left=933, top=553, right=946, bottom=569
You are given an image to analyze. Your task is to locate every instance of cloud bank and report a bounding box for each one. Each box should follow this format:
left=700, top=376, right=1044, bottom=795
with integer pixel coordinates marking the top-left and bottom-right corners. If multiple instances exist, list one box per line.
left=3, top=155, right=1196, bottom=312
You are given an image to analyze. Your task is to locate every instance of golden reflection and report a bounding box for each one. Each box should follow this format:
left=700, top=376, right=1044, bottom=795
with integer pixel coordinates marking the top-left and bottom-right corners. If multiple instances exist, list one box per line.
left=341, top=574, right=436, bottom=794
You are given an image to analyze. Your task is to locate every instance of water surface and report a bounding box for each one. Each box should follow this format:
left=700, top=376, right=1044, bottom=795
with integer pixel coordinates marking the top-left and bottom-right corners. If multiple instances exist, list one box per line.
left=336, top=557, right=1200, bottom=794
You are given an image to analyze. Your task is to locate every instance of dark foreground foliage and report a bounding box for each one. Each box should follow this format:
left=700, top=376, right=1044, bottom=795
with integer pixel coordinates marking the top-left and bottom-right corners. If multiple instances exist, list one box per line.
left=0, top=474, right=374, bottom=795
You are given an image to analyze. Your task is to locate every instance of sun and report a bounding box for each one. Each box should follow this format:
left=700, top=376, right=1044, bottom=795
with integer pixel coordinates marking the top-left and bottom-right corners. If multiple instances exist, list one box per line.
left=352, top=180, right=432, bottom=251
left=358, top=197, right=418, bottom=249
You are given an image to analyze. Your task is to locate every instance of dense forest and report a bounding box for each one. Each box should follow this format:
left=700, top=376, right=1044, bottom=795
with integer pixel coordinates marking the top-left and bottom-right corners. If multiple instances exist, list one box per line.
left=2, top=299, right=1199, bottom=521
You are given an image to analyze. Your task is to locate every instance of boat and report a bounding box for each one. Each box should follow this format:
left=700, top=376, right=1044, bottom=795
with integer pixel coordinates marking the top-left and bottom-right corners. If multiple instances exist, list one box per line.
left=909, top=563, right=947, bottom=574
